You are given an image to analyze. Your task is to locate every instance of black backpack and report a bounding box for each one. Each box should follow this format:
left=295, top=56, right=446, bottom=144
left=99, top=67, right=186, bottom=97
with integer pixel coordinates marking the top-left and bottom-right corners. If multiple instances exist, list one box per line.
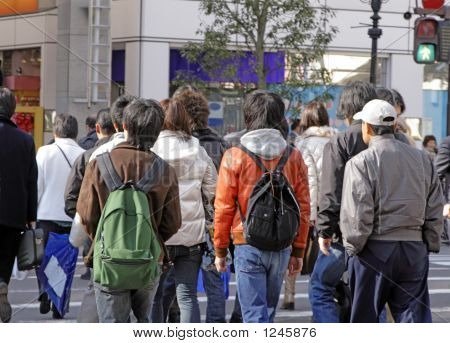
left=236, top=144, right=301, bottom=251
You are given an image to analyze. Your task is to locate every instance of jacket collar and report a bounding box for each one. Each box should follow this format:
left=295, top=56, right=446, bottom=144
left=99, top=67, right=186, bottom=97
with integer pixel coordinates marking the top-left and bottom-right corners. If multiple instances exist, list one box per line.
left=54, top=137, right=81, bottom=148
left=369, top=134, right=396, bottom=147
left=0, top=115, right=17, bottom=128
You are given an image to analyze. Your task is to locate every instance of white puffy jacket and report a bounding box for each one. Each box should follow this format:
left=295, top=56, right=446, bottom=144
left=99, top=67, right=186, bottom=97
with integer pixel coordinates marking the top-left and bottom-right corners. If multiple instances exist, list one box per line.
left=295, top=126, right=336, bottom=221
left=152, top=130, right=217, bottom=247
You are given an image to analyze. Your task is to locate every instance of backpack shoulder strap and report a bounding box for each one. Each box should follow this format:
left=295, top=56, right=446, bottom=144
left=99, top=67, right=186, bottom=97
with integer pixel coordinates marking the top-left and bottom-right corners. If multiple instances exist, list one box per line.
left=275, top=145, right=293, bottom=173
left=236, top=144, right=268, bottom=173
left=96, top=152, right=123, bottom=192
left=136, top=155, right=165, bottom=194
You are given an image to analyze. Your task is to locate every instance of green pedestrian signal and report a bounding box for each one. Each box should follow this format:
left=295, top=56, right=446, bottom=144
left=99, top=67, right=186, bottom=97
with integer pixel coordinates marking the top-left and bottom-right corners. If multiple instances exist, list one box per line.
left=413, top=18, right=439, bottom=64
left=416, top=44, right=436, bottom=63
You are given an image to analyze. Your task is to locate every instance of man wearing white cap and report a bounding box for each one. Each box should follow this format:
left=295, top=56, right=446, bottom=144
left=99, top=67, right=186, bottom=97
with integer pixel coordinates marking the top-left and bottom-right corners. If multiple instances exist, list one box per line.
left=340, top=99, right=444, bottom=323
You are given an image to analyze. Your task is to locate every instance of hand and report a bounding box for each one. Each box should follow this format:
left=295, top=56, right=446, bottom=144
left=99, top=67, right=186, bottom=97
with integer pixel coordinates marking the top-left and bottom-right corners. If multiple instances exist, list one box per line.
left=288, top=257, right=303, bottom=276
left=27, top=221, right=36, bottom=229
left=319, top=237, right=332, bottom=256
left=215, top=256, right=227, bottom=273
left=444, top=204, right=450, bottom=218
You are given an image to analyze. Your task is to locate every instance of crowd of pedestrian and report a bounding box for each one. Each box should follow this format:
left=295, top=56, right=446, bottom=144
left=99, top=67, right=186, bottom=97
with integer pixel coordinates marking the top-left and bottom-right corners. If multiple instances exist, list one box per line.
left=0, top=80, right=447, bottom=324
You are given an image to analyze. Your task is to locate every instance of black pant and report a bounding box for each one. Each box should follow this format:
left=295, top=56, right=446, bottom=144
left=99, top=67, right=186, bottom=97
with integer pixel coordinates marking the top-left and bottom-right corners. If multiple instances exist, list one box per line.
left=348, top=240, right=431, bottom=323
left=0, top=225, right=23, bottom=284
left=36, top=221, right=71, bottom=299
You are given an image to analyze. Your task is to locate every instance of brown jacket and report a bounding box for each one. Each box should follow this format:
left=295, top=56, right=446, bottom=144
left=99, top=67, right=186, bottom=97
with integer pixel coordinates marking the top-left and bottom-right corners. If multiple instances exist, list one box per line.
left=77, top=143, right=182, bottom=249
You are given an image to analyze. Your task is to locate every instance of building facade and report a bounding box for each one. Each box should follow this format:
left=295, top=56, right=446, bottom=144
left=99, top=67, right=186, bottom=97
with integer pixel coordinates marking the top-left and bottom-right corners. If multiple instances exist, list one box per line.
left=0, top=0, right=444, bottom=144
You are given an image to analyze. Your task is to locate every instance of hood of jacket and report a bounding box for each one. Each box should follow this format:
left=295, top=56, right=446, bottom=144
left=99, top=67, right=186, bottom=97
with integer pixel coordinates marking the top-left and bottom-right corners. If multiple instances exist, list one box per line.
left=299, top=126, right=336, bottom=140
left=152, top=130, right=201, bottom=176
left=240, top=129, right=287, bottom=160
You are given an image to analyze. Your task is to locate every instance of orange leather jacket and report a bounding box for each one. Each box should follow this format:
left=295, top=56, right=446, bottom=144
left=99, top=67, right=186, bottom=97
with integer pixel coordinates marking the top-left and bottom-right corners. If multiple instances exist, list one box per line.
left=214, top=146, right=311, bottom=258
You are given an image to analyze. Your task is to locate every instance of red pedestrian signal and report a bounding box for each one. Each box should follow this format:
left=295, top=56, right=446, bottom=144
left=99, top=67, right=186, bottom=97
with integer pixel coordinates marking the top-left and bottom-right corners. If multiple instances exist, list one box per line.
left=422, top=0, right=445, bottom=10
left=414, top=18, right=439, bottom=63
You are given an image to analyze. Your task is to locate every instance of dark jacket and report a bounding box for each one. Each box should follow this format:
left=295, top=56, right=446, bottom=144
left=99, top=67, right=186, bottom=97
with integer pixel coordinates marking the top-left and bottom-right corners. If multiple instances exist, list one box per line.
left=223, top=129, right=247, bottom=148
left=64, top=136, right=110, bottom=218
left=435, top=135, right=450, bottom=200
left=0, top=116, right=38, bottom=229
left=317, top=120, right=410, bottom=239
left=193, top=127, right=229, bottom=170
left=77, top=143, right=182, bottom=246
left=78, top=130, right=98, bottom=150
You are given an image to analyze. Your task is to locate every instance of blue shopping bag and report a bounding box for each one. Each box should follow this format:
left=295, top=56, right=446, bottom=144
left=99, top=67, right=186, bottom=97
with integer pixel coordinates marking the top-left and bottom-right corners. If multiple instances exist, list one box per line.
left=197, top=267, right=231, bottom=300
left=36, top=233, right=78, bottom=317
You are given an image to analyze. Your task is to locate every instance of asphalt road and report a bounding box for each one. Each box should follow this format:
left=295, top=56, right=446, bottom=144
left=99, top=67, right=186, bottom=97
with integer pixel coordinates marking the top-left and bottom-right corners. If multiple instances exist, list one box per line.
left=6, top=245, right=450, bottom=323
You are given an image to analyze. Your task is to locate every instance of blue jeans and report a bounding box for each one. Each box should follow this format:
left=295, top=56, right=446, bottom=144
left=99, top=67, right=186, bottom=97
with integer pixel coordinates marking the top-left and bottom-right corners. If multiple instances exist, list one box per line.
left=94, top=275, right=160, bottom=323
left=308, top=243, right=346, bottom=323
left=151, top=267, right=176, bottom=323
left=234, top=244, right=291, bottom=323
left=168, top=245, right=202, bottom=323
left=202, top=268, right=226, bottom=323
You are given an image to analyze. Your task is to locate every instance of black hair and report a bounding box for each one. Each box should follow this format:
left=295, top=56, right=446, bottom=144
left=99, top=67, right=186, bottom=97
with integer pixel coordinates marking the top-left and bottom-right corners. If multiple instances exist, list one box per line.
left=110, top=94, right=137, bottom=132
left=0, top=87, right=16, bottom=119
left=243, top=90, right=288, bottom=138
left=367, top=123, right=395, bottom=136
left=337, top=81, right=377, bottom=120
left=291, top=118, right=300, bottom=131
left=123, top=98, right=165, bottom=150
left=376, top=88, right=395, bottom=106
left=391, top=89, right=405, bottom=114
left=53, top=113, right=78, bottom=139
left=423, top=135, right=437, bottom=148
left=85, top=115, right=97, bottom=130
left=96, top=108, right=115, bottom=136
left=301, top=101, right=330, bottom=129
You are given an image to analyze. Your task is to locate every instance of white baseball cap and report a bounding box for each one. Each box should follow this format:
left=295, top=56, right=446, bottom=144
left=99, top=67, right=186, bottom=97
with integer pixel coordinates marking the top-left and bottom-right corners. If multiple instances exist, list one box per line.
left=353, top=99, right=396, bottom=126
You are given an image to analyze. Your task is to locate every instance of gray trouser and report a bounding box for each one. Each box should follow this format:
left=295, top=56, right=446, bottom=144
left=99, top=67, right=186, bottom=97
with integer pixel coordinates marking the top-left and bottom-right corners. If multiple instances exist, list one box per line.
left=94, top=275, right=160, bottom=323
left=77, top=270, right=99, bottom=323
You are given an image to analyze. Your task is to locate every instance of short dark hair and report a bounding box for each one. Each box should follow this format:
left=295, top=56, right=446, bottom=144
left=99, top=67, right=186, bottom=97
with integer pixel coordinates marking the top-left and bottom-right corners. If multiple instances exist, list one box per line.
left=290, top=118, right=300, bottom=131
left=0, top=88, right=16, bottom=119
left=300, top=101, right=329, bottom=129
left=376, top=88, right=395, bottom=106
left=367, top=123, right=395, bottom=136
left=243, top=90, right=288, bottom=138
left=85, top=115, right=96, bottom=130
left=53, top=113, right=78, bottom=139
left=337, top=81, right=377, bottom=120
left=161, top=98, right=192, bottom=137
left=123, top=98, right=165, bottom=150
left=111, top=94, right=136, bottom=132
left=423, top=135, right=437, bottom=147
left=175, top=89, right=210, bottom=130
left=391, top=89, right=405, bottom=114
left=96, top=108, right=115, bottom=136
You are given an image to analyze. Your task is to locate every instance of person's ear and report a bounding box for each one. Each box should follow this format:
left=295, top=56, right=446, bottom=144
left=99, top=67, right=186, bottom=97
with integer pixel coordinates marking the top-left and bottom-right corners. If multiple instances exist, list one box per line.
left=95, top=123, right=101, bottom=134
left=122, top=122, right=127, bottom=131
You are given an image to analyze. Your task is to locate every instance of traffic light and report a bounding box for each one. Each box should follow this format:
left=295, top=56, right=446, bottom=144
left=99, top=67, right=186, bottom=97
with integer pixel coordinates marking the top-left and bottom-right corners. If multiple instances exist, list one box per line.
left=414, top=17, right=439, bottom=64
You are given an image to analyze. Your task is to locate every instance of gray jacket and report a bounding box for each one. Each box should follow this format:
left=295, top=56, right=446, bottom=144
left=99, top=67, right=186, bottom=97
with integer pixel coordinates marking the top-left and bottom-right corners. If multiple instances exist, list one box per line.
left=340, top=134, right=443, bottom=256
left=295, top=126, right=335, bottom=221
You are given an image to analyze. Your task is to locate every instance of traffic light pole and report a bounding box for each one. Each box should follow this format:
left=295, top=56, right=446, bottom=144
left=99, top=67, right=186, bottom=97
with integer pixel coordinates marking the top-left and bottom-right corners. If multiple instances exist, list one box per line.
left=368, top=0, right=383, bottom=85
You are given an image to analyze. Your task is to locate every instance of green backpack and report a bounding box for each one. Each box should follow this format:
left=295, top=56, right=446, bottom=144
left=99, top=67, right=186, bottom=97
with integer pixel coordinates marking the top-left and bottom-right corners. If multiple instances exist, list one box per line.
left=93, top=152, right=164, bottom=290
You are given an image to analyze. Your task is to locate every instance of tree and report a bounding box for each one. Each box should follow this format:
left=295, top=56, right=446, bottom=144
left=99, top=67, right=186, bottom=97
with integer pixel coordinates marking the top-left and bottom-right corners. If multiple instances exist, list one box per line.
left=178, top=0, right=337, bottom=112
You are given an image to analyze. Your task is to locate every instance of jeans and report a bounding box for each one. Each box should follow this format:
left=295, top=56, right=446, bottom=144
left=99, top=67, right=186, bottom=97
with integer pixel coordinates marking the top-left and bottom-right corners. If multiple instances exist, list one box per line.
left=77, top=269, right=99, bottom=323
left=94, top=275, right=160, bottom=323
left=234, top=244, right=291, bottom=323
left=308, top=243, right=346, bottom=323
left=168, top=244, right=202, bottom=323
left=151, top=267, right=177, bottom=322
left=0, top=225, right=22, bottom=285
left=202, top=268, right=226, bottom=323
